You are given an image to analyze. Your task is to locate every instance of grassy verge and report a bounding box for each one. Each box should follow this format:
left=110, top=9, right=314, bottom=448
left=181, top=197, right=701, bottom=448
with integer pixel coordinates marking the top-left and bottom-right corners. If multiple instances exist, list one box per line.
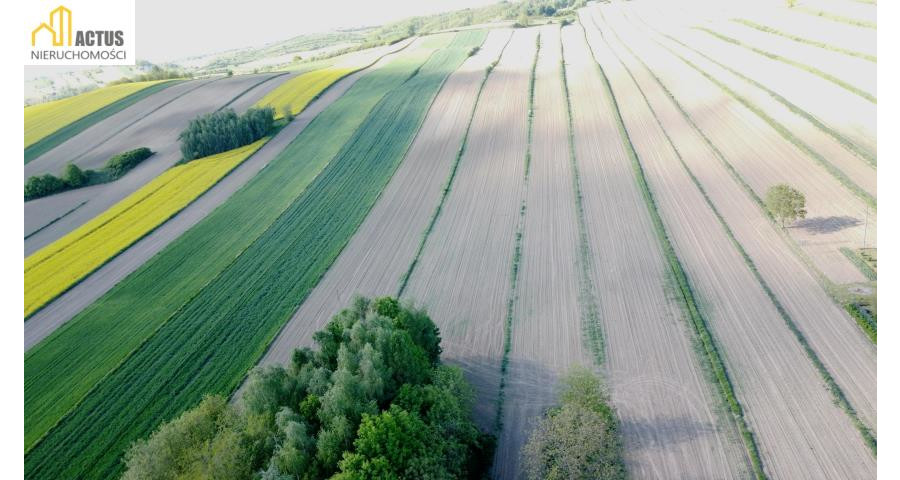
left=24, top=38, right=450, bottom=455
left=495, top=30, right=541, bottom=434
left=623, top=12, right=876, bottom=167
left=840, top=247, right=877, bottom=281
left=648, top=35, right=874, bottom=208
left=24, top=32, right=485, bottom=480
left=24, top=80, right=179, bottom=163
left=582, top=18, right=767, bottom=479
left=398, top=35, right=512, bottom=296
left=695, top=27, right=875, bottom=104
left=559, top=28, right=604, bottom=367
left=846, top=303, right=877, bottom=344
left=732, top=19, right=875, bottom=62
left=796, top=7, right=876, bottom=29
left=602, top=14, right=877, bottom=454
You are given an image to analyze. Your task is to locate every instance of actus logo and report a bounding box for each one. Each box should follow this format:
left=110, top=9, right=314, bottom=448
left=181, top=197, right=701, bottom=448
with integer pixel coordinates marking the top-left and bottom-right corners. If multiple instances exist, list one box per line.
left=31, top=5, right=72, bottom=47
left=27, top=2, right=133, bottom=65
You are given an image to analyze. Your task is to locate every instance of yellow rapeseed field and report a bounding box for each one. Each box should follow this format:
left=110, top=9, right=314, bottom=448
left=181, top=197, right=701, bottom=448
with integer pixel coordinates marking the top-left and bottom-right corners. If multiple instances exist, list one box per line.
left=24, top=80, right=169, bottom=148
left=24, top=138, right=267, bottom=317
left=255, top=67, right=357, bottom=119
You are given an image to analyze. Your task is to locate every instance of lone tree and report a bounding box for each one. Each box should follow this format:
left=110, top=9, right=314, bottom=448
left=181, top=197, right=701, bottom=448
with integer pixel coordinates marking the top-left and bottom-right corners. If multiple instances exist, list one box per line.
left=765, top=184, right=807, bottom=228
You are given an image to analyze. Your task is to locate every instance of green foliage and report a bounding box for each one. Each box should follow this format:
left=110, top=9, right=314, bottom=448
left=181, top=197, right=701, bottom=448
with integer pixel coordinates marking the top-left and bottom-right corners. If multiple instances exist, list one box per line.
left=24, top=33, right=486, bottom=479
left=179, top=107, right=274, bottom=160
left=522, top=368, right=625, bottom=480
left=104, top=147, right=154, bottom=177
left=846, top=303, right=877, bottom=344
left=109, top=65, right=190, bottom=85
left=61, top=163, right=87, bottom=187
left=24, top=174, right=65, bottom=200
left=765, top=183, right=807, bottom=228
left=840, top=247, right=876, bottom=281
left=25, top=147, right=154, bottom=200
left=121, top=298, right=492, bottom=480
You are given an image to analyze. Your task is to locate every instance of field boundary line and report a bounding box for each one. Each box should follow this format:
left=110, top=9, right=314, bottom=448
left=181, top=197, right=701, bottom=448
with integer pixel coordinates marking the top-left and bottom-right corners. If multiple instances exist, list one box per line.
left=397, top=32, right=513, bottom=297
left=601, top=10, right=878, bottom=452
left=216, top=72, right=289, bottom=112
left=624, top=8, right=879, bottom=344
left=494, top=29, right=541, bottom=437
left=694, top=26, right=875, bottom=104
left=24, top=201, right=87, bottom=241
left=559, top=26, right=604, bottom=367
left=582, top=14, right=767, bottom=478
left=626, top=10, right=876, bottom=166
left=731, top=18, right=876, bottom=62
left=795, top=7, right=876, bottom=29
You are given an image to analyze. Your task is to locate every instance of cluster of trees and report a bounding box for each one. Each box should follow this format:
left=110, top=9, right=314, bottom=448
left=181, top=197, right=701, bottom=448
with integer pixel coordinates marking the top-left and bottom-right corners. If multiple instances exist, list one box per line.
left=179, top=107, right=274, bottom=161
left=110, top=65, right=190, bottom=86
left=123, top=297, right=495, bottom=480
left=523, top=367, right=626, bottom=480
left=25, top=147, right=153, bottom=200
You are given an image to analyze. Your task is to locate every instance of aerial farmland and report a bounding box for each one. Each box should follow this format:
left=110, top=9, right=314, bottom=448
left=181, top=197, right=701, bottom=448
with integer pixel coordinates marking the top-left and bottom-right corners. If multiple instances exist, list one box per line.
left=23, top=0, right=877, bottom=478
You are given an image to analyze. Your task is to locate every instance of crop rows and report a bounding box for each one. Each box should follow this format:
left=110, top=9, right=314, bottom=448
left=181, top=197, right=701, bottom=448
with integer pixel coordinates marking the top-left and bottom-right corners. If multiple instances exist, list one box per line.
left=24, top=139, right=267, bottom=318
left=25, top=31, right=485, bottom=479
left=24, top=36, right=449, bottom=454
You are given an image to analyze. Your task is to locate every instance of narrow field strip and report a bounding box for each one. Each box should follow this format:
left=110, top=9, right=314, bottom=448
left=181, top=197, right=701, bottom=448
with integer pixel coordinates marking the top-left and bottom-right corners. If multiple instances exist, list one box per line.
left=599, top=2, right=876, bottom=453
left=257, top=28, right=512, bottom=372
left=24, top=80, right=180, bottom=163
left=24, top=139, right=267, bottom=318
left=735, top=6, right=875, bottom=59
left=564, top=21, right=747, bottom=478
left=732, top=18, right=875, bottom=62
left=24, top=36, right=446, bottom=455
left=25, top=32, right=484, bottom=480
left=695, top=27, right=875, bottom=104
left=24, top=80, right=176, bottom=150
left=256, top=67, right=357, bottom=117
left=796, top=5, right=876, bottom=29
left=582, top=13, right=764, bottom=478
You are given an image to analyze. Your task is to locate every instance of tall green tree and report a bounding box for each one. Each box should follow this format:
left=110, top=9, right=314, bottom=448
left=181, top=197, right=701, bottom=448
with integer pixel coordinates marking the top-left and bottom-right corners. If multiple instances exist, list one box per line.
left=765, top=183, right=807, bottom=228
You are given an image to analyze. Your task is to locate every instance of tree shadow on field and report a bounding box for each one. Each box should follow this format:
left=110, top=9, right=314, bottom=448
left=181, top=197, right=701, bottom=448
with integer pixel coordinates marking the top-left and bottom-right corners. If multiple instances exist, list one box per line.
left=794, top=215, right=860, bottom=234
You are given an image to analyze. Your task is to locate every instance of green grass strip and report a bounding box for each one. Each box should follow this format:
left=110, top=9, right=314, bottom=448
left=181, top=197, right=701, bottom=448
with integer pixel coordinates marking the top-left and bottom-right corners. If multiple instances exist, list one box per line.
left=649, top=34, right=874, bottom=208
left=559, top=30, right=604, bottom=367
left=398, top=34, right=513, bottom=297
left=24, top=80, right=180, bottom=163
left=846, top=303, right=877, bottom=344
left=732, top=18, right=876, bottom=62
left=626, top=12, right=876, bottom=168
left=25, top=32, right=485, bottom=480
left=602, top=13, right=878, bottom=452
left=695, top=27, right=875, bottom=104
left=495, top=30, right=540, bottom=435
left=840, top=247, right=877, bottom=281
left=796, top=7, right=876, bottom=29
left=24, top=39, right=450, bottom=455
left=582, top=17, right=768, bottom=479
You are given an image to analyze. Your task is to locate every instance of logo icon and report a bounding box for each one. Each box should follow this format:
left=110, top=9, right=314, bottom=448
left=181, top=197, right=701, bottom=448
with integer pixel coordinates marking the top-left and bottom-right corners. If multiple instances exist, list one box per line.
left=32, top=5, right=72, bottom=47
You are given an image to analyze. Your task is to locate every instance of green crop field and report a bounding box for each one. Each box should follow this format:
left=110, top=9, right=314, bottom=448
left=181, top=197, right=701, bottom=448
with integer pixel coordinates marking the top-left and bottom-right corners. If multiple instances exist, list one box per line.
left=24, top=80, right=179, bottom=162
left=24, top=32, right=489, bottom=479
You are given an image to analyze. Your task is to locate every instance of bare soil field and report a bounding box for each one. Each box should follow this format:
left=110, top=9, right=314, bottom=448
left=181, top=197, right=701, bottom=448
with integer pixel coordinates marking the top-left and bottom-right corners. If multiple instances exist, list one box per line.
left=634, top=3, right=875, bottom=158
left=401, top=27, right=538, bottom=430
left=620, top=5, right=875, bottom=286
left=24, top=73, right=282, bottom=255
left=23, top=43, right=422, bottom=351
left=735, top=6, right=876, bottom=58
left=590, top=6, right=875, bottom=477
left=562, top=22, right=748, bottom=478
left=492, top=24, right=592, bottom=479
left=257, top=28, right=513, bottom=367
left=600, top=3, right=876, bottom=435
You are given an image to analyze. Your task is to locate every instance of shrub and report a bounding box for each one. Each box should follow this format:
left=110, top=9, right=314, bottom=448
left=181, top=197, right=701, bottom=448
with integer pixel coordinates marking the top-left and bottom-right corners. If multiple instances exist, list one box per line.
left=24, top=174, right=66, bottom=200
left=179, top=107, right=274, bottom=161
left=62, top=163, right=87, bottom=188
left=105, top=147, right=154, bottom=178
left=765, top=183, right=806, bottom=228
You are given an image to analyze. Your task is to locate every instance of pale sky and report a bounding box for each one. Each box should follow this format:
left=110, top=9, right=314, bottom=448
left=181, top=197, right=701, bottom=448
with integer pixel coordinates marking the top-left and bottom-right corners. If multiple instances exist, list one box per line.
left=137, top=0, right=504, bottom=63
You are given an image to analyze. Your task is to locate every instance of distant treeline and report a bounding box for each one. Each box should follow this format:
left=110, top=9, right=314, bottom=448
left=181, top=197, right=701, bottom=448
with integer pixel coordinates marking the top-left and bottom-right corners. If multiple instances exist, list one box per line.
left=179, top=107, right=274, bottom=161
left=25, top=147, right=153, bottom=200
left=109, top=65, right=191, bottom=86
